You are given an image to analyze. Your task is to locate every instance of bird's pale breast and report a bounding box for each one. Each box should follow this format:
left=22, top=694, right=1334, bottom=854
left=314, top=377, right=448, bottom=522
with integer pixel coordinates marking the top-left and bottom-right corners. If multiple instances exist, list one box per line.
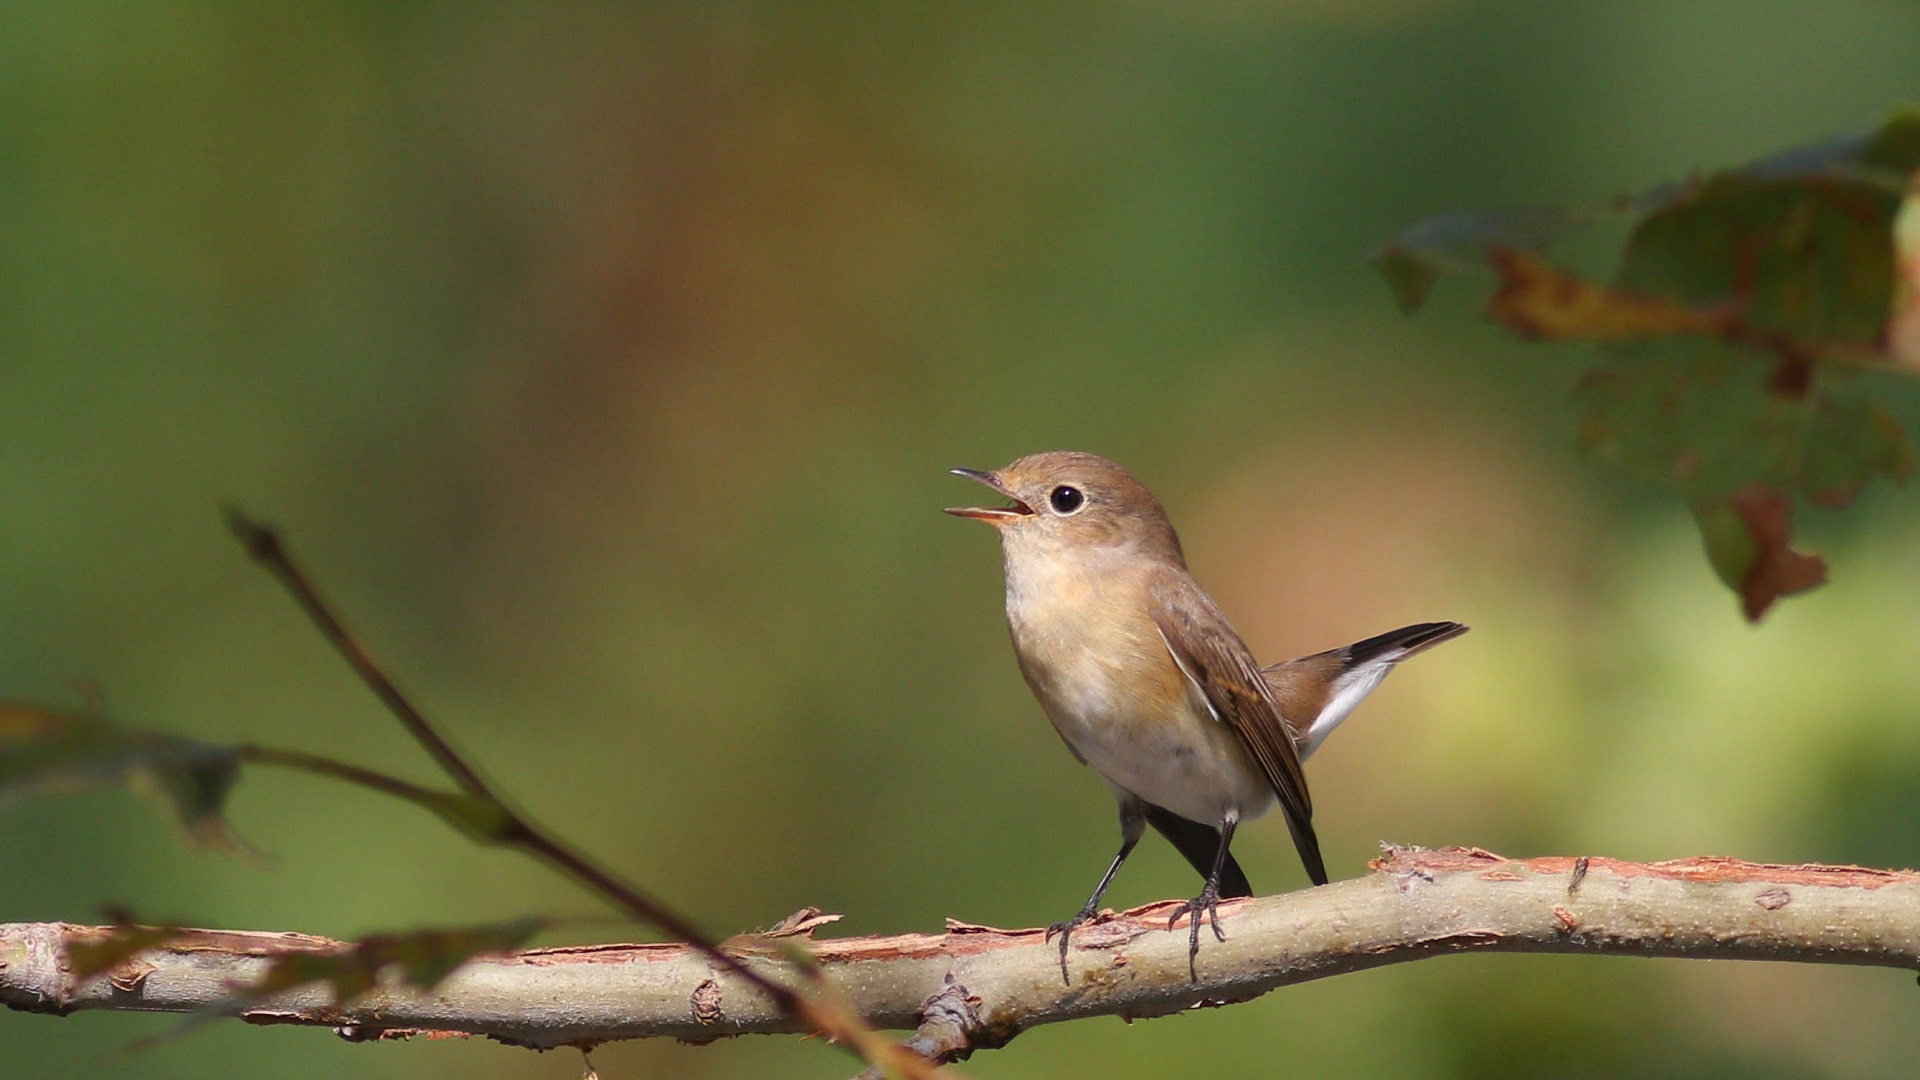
left=1002, top=549, right=1274, bottom=824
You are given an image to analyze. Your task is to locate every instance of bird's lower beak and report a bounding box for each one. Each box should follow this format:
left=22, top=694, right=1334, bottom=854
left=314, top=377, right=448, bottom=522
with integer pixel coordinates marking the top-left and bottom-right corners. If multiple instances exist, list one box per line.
left=944, top=467, right=1033, bottom=523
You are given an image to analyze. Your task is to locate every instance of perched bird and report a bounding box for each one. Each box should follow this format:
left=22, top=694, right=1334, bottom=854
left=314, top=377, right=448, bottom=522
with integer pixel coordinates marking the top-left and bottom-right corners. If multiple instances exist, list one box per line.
left=947, top=451, right=1465, bottom=978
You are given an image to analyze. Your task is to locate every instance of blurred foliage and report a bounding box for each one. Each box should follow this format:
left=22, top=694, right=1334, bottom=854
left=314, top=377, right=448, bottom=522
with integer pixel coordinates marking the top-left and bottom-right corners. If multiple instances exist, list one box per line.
left=0, top=701, right=242, bottom=848
left=62, top=913, right=548, bottom=1017
left=1381, top=110, right=1920, bottom=619
left=216, top=916, right=548, bottom=1008
left=4, top=3, right=1920, bottom=1080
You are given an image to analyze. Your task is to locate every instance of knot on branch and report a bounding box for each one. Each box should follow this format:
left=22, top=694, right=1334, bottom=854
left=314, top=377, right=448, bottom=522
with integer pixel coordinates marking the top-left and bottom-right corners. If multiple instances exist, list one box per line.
left=851, top=973, right=987, bottom=1080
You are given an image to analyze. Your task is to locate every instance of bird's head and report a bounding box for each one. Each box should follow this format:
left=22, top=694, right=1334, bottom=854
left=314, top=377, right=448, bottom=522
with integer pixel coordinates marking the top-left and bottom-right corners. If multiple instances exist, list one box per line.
left=945, top=450, right=1185, bottom=565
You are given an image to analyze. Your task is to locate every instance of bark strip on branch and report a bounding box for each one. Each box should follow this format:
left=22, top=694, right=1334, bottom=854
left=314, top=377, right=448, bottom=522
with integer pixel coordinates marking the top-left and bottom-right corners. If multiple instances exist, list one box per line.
left=5, top=847, right=1919, bottom=1056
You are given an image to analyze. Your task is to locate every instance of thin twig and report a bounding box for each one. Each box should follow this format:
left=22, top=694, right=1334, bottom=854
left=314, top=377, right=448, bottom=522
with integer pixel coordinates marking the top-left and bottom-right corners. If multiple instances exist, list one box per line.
left=223, top=510, right=943, bottom=1076
left=235, top=744, right=458, bottom=807
left=223, top=509, right=493, bottom=798
left=219, top=512, right=819, bottom=1027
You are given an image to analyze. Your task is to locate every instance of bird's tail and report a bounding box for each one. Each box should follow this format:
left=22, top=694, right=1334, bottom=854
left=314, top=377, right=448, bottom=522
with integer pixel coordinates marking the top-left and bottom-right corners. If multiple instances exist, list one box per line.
left=1266, top=620, right=1469, bottom=759
left=1142, top=803, right=1255, bottom=898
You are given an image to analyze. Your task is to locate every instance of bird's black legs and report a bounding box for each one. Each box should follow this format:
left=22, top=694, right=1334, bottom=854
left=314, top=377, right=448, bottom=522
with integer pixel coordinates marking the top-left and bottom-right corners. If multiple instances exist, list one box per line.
left=1166, top=813, right=1239, bottom=979
left=1050, top=802, right=1250, bottom=982
left=1047, top=798, right=1145, bottom=983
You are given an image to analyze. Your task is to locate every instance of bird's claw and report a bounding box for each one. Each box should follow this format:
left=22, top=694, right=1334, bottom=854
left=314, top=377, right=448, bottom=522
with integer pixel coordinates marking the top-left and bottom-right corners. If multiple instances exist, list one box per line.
left=1046, top=908, right=1100, bottom=985
left=1166, top=885, right=1226, bottom=980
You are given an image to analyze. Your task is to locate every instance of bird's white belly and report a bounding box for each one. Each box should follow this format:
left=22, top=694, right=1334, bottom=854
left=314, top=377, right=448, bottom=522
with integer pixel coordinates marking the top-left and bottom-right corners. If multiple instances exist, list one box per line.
left=1026, top=645, right=1276, bottom=826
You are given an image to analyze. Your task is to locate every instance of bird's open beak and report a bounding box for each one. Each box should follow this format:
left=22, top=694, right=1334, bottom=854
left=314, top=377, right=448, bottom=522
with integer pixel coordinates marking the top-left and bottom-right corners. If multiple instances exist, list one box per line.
left=944, top=468, right=1033, bottom=523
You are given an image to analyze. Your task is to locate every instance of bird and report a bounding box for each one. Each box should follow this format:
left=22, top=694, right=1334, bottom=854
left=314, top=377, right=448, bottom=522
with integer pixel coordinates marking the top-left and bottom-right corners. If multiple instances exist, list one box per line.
left=946, top=450, right=1465, bottom=979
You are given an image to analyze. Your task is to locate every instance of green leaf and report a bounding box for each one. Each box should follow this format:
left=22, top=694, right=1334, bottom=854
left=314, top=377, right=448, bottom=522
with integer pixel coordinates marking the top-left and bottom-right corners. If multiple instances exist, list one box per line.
left=1372, top=205, right=1605, bottom=314
left=1576, top=339, right=1910, bottom=621
left=1574, top=341, right=1809, bottom=499
left=1385, top=107, right=1920, bottom=619
left=1745, top=106, right=1920, bottom=186
left=1802, top=395, right=1917, bottom=508
left=1371, top=242, right=1441, bottom=315
left=1618, top=173, right=1899, bottom=347
left=0, top=702, right=242, bottom=846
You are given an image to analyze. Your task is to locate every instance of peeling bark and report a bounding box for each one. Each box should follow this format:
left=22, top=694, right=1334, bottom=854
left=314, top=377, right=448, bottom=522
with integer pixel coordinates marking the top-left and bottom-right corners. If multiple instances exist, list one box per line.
left=5, top=847, right=1919, bottom=1060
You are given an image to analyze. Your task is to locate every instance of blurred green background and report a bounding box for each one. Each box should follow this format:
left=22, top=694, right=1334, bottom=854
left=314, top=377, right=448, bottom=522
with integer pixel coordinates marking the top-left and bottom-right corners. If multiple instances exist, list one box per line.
left=5, top=2, right=1920, bottom=1078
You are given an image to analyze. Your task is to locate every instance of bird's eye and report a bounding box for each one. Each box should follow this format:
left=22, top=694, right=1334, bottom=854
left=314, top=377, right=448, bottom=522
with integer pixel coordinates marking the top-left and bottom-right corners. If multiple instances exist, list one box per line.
left=1048, top=485, right=1085, bottom=514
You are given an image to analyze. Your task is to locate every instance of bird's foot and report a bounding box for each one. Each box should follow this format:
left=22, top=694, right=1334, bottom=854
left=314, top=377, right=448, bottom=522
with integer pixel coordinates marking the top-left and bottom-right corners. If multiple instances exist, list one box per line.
left=1045, top=906, right=1101, bottom=985
left=1165, top=883, right=1227, bottom=980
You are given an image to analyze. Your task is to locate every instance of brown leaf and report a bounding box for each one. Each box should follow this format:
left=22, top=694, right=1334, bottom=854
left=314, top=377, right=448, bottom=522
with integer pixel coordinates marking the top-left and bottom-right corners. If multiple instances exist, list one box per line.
left=1695, top=487, right=1829, bottom=621
left=1734, top=491, right=1828, bottom=620
left=1487, top=247, right=1735, bottom=341
left=224, top=918, right=550, bottom=1009
left=64, top=922, right=190, bottom=983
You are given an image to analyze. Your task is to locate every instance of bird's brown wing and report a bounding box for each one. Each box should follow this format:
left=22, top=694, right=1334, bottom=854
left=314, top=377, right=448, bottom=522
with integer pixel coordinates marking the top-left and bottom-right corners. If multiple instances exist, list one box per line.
left=1148, top=569, right=1328, bottom=886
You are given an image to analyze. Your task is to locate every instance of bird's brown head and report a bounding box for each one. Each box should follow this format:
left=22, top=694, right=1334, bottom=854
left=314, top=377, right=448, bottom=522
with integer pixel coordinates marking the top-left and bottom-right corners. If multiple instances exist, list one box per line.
left=945, top=451, right=1185, bottom=565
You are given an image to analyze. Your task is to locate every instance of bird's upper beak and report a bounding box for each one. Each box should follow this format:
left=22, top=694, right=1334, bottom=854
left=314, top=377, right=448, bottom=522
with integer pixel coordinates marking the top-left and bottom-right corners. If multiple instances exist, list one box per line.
left=944, top=468, right=1033, bottom=524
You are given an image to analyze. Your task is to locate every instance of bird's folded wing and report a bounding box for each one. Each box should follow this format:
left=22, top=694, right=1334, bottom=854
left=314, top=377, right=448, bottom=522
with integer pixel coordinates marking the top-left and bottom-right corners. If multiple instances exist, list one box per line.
left=1146, top=571, right=1313, bottom=830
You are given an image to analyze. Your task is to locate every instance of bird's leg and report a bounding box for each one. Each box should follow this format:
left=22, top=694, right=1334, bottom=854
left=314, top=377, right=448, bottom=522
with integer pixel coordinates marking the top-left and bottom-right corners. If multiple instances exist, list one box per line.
left=1047, top=799, right=1144, bottom=983
left=1166, top=813, right=1239, bottom=980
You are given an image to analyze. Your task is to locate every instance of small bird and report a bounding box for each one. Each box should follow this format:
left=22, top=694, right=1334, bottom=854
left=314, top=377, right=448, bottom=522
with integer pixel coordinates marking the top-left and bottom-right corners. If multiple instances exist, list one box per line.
left=947, top=451, right=1465, bottom=979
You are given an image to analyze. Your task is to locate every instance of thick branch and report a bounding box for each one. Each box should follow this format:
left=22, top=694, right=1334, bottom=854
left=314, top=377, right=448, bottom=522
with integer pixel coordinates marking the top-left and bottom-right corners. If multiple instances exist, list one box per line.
left=7, top=848, right=1919, bottom=1057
